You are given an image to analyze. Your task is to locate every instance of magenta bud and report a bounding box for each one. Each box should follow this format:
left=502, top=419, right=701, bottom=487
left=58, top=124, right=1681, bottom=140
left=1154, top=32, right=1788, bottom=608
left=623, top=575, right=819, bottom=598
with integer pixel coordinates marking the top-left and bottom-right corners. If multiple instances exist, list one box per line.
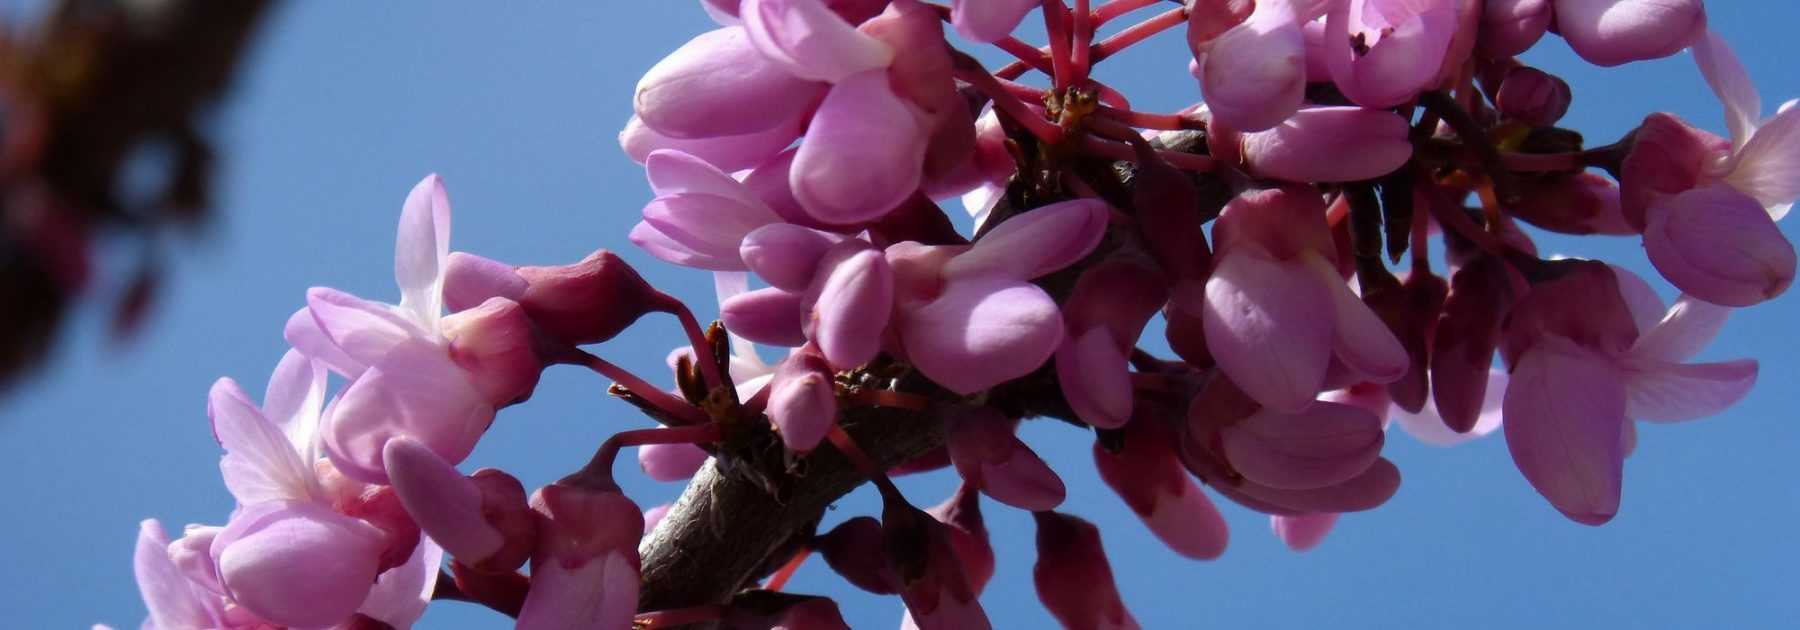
left=514, top=248, right=668, bottom=345
left=767, top=347, right=839, bottom=452
left=1032, top=512, right=1141, bottom=630
left=946, top=406, right=1065, bottom=510
left=1430, top=256, right=1512, bottom=433
left=1495, top=66, right=1572, bottom=127
left=444, top=252, right=528, bottom=313
left=722, top=286, right=809, bottom=346
left=384, top=439, right=536, bottom=573
left=441, top=297, right=544, bottom=406
left=816, top=516, right=900, bottom=595
left=520, top=483, right=644, bottom=630
left=741, top=223, right=845, bottom=292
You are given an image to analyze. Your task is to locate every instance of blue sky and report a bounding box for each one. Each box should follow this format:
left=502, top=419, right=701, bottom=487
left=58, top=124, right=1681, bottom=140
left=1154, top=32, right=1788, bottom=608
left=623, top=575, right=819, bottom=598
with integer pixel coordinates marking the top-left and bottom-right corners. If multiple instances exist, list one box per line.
left=4, top=3, right=1798, bottom=628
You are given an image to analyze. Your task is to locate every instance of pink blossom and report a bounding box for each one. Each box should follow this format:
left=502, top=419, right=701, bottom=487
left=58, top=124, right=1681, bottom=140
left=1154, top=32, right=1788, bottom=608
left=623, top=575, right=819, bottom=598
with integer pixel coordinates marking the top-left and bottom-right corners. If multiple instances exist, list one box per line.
left=1055, top=258, right=1169, bottom=429
left=1499, top=263, right=1756, bottom=525
left=950, top=0, right=1036, bottom=43
left=634, top=27, right=826, bottom=139
left=383, top=437, right=536, bottom=573
left=1094, top=414, right=1230, bottom=560
left=767, top=345, right=840, bottom=452
left=1195, top=0, right=1310, bottom=132
left=287, top=176, right=538, bottom=484
left=1323, top=0, right=1462, bottom=108
left=1212, top=106, right=1415, bottom=182
left=1194, top=187, right=1408, bottom=412
left=1270, top=513, right=1340, bottom=552
left=519, top=483, right=644, bottom=630
left=1479, top=0, right=1552, bottom=57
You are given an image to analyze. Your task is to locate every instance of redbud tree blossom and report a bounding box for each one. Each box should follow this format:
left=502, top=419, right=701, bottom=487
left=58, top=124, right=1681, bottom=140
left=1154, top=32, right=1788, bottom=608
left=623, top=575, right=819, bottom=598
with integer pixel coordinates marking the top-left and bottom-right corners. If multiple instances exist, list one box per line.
left=112, top=1, right=1800, bottom=628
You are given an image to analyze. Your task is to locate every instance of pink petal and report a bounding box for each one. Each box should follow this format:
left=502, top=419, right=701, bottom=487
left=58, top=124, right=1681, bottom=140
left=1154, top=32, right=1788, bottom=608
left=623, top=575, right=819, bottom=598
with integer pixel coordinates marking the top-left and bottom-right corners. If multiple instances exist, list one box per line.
left=443, top=252, right=528, bottom=314
left=645, top=149, right=762, bottom=205
left=742, top=0, right=894, bottom=82
left=382, top=437, right=502, bottom=564
left=1629, top=295, right=1730, bottom=363
left=950, top=0, right=1036, bottom=43
left=1202, top=247, right=1334, bottom=412
left=1554, top=0, right=1706, bottom=67
left=1271, top=513, right=1339, bottom=552
left=1308, top=256, right=1408, bottom=383
left=1220, top=401, right=1386, bottom=490
left=803, top=244, right=895, bottom=369
left=1502, top=343, right=1627, bottom=525
left=943, top=198, right=1110, bottom=281
left=721, top=286, right=809, bottom=346
left=1479, top=0, right=1552, bottom=58
left=619, top=113, right=800, bottom=173
left=135, top=520, right=219, bottom=630
left=285, top=307, right=364, bottom=378
left=395, top=174, right=451, bottom=326
left=1624, top=359, right=1757, bottom=422
left=638, top=441, right=711, bottom=481
left=210, top=378, right=315, bottom=505
left=305, top=287, right=426, bottom=373
left=630, top=220, right=741, bottom=271
left=900, top=276, right=1063, bottom=394
left=1728, top=107, right=1800, bottom=218
left=1055, top=329, right=1133, bottom=429
left=517, top=552, right=639, bottom=630
left=635, top=27, right=827, bottom=139
left=1201, top=4, right=1306, bottom=132
left=1609, top=263, right=1666, bottom=335
left=1093, top=420, right=1229, bottom=560
left=640, top=193, right=778, bottom=270
left=1230, top=457, right=1402, bottom=513
left=213, top=501, right=388, bottom=629
left=261, top=349, right=326, bottom=457
left=791, top=71, right=928, bottom=224
left=1691, top=30, right=1761, bottom=150
left=740, top=223, right=845, bottom=291
left=1324, top=0, right=1458, bottom=108
left=1234, top=106, right=1414, bottom=182
left=1643, top=185, right=1796, bottom=307
left=353, top=537, right=443, bottom=629
left=321, top=339, right=495, bottom=484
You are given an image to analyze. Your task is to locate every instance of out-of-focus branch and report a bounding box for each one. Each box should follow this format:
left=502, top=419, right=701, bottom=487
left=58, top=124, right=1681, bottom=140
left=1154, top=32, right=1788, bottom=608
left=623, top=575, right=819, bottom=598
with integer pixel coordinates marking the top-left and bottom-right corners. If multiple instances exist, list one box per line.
left=0, top=0, right=276, bottom=392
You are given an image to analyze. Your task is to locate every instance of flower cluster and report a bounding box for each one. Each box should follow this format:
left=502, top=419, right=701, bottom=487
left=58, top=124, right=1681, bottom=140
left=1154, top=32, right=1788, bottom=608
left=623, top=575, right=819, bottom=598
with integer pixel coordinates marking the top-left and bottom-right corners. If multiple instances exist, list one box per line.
left=125, top=0, right=1796, bottom=628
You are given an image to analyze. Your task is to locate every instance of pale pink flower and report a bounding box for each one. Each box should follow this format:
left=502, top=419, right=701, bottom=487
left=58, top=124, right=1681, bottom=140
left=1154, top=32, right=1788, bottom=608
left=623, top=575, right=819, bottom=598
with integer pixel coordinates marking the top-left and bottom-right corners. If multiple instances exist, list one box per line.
left=1554, top=0, right=1706, bottom=67
left=1323, top=0, right=1462, bottom=108
left=1499, top=263, right=1756, bottom=525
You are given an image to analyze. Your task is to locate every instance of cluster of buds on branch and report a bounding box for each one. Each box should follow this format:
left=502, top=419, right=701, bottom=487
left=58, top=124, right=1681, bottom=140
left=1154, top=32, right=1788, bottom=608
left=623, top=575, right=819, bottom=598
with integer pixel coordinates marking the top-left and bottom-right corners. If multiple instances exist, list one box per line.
left=123, top=0, right=1796, bottom=628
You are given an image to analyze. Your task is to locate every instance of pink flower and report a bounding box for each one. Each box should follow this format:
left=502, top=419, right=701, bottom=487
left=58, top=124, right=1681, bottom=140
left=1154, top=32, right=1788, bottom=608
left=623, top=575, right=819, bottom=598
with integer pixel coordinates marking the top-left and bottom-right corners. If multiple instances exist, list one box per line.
left=1554, top=0, right=1705, bottom=67
left=1323, top=0, right=1462, bottom=108
left=1690, top=30, right=1800, bottom=220
left=1479, top=0, right=1552, bottom=57
left=383, top=437, right=536, bottom=573
left=519, top=483, right=644, bottom=630
left=888, top=198, right=1109, bottom=393
left=1193, top=187, right=1408, bottom=412
left=1499, top=263, right=1757, bottom=525
left=1055, top=258, right=1169, bottom=429
left=287, top=176, right=541, bottom=484
left=740, top=0, right=894, bottom=82
left=1642, top=184, right=1795, bottom=307
left=1270, top=513, right=1341, bottom=552
left=767, top=345, right=840, bottom=452
left=1193, top=0, right=1312, bottom=132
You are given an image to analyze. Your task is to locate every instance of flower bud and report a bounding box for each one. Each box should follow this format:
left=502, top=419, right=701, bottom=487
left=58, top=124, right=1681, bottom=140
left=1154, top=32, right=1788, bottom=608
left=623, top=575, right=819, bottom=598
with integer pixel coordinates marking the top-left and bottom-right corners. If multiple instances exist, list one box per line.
left=211, top=501, right=388, bottom=629
left=946, top=406, right=1065, bottom=511
left=1032, top=512, right=1141, bottom=630
left=1495, top=66, right=1571, bottom=127
left=383, top=438, right=536, bottom=573
left=1555, top=0, right=1705, bottom=67
left=816, top=516, right=900, bottom=594
left=635, top=27, right=826, bottom=139
left=444, top=252, right=527, bottom=313
left=1643, top=185, right=1797, bottom=307
left=515, top=249, right=670, bottom=345
left=520, top=483, right=644, bottom=630
left=767, top=346, right=839, bottom=452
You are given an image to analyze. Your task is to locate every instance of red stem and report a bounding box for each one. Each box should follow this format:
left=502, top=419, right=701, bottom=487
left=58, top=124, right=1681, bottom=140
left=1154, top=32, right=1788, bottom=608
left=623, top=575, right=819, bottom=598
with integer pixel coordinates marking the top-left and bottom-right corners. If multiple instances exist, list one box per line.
left=762, top=548, right=812, bottom=591
left=1091, top=7, right=1186, bottom=63
left=1093, top=104, right=1201, bottom=130
left=665, top=300, right=726, bottom=391
left=991, top=35, right=1056, bottom=75
left=1043, top=0, right=1075, bottom=89
left=570, top=423, right=723, bottom=491
left=1094, top=0, right=1164, bottom=25
left=576, top=351, right=710, bottom=426
left=953, top=63, right=1064, bottom=143
left=1072, top=0, right=1094, bottom=81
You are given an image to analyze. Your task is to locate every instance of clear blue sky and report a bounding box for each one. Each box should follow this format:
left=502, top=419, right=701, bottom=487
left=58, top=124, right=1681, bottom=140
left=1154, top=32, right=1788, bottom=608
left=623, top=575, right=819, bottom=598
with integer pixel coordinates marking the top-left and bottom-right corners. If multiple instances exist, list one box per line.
left=4, top=3, right=1797, bottom=628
